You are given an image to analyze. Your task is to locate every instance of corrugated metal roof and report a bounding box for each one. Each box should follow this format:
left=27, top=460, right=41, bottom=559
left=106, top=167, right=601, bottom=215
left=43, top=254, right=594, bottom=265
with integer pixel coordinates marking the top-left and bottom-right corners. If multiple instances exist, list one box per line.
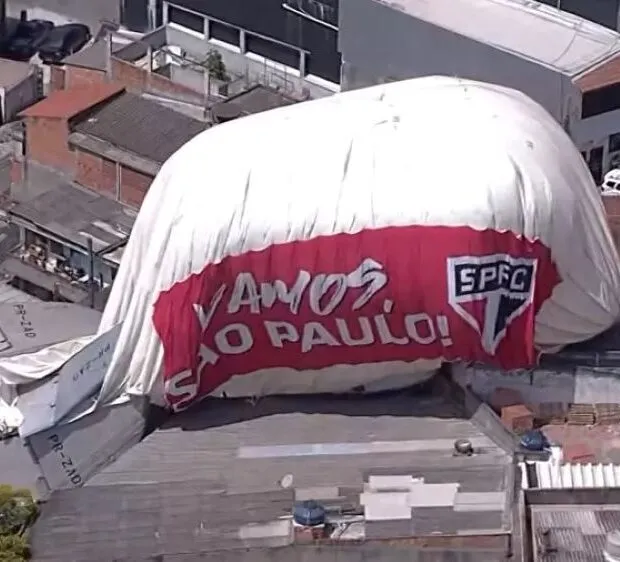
left=521, top=447, right=620, bottom=490
left=376, top=0, right=620, bottom=77
left=531, top=504, right=620, bottom=561
left=19, top=83, right=124, bottom=120
left=523, top=460, right=620, bottom=489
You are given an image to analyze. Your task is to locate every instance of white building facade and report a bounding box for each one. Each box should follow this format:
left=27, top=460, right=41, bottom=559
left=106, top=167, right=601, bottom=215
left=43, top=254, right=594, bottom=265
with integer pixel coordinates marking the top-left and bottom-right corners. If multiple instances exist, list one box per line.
left=338, top=0, right=620, bottom=184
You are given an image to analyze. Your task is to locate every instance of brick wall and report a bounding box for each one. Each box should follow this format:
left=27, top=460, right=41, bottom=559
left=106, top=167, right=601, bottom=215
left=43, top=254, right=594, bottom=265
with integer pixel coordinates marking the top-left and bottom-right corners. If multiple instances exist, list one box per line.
left=9, top=158, right=23, bottom=185
left=110, top=57, right=204, bottom=104
left=49, top=65, right=106, bottom=93
left=49, top=65, right=65, bottom=92
left=102, top=157, right=117, bottom=194
left=74, top=148, right=117, bottom=197
left=65, top=66, right=106, bottom=90
left=73, top=148, right=153, bottom=209
left=148, top=71, right=204, bottom=103
left=120, top=165, right=152, bottom=208
left=111, top=58, right=147, bottom=92
left=24, top=117, right=73, bottom=171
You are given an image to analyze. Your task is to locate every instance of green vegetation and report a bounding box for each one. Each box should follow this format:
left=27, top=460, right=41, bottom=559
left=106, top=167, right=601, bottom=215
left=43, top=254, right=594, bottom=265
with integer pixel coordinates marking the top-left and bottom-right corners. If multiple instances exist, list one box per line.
left=0, top=485, right=37, bottom=561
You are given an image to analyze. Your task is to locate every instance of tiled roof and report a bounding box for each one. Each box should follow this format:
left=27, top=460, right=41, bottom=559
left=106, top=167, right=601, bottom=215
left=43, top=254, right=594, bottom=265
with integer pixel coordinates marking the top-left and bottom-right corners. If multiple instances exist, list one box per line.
left=73, top=92, right=206, bottom=164
left=213, top=85, right=299, bottom=120
left=19, top=83, right=124, bottom=120
left=576, top=53, right=620, bottom=91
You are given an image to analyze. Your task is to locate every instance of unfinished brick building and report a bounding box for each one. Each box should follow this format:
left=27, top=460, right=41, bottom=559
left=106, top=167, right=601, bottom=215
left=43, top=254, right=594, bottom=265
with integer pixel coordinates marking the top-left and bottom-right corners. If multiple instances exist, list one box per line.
left=14, top=82, right=205, bottom=209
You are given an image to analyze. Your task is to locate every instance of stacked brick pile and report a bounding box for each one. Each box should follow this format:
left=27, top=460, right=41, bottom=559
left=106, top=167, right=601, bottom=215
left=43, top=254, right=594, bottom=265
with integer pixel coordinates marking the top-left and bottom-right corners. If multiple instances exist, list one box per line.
left=487, top=386, right=620, bottom=432
left=530, top=402, right=566, bottom=425
left=566, top=404, right=595, bottom=425
left=488, top=387, right=534, bottom=433
left=500, top=404, right=534, bottom=433
left=594, top=403, right=620, bottom=425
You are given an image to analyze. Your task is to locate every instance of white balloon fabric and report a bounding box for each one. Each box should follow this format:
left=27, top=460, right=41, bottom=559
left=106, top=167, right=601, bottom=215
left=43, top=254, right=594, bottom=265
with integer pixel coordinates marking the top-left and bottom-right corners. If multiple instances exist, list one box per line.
left=95, top=76, right=620, bottom=412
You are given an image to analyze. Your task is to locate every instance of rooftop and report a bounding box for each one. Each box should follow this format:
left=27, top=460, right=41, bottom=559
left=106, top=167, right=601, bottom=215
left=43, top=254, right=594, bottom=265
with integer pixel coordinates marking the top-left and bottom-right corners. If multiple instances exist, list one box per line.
left=530, top=503, right=620, bottom=561
left=0, top=58, right=33, bottom=89
left=7, top=162, right=135, bottom=263
left=212, top=85, right=299, bottom=122
left=0, top=300, right=100, bottom=358
left=375, top=0, right=620, bottom=77
left=31, top=379, right=518, bottom=560
left=0, top=283, right=37, bottom=305
left=73, top=91, right=206, bottom=164
left=19, top=83, right=124, bottom=120
left=62, top=39, right=109, bottom=71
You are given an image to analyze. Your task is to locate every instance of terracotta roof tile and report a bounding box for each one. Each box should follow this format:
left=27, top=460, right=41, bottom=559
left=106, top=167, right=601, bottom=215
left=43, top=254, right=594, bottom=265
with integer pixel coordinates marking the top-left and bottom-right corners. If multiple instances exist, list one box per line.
left=19, top=83, right=125, bottom=120
left=576, top=53, right=620, bottom=92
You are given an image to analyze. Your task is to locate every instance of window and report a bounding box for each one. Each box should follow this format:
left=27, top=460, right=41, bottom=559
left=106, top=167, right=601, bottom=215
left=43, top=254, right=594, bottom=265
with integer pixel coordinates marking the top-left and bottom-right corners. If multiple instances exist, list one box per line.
left=582, top=83, right=620, bottom=119
left=283, top=0, right=338, bottom=28
left=588, top=146, right=604, bottom=185
left=610, top=133, right=620, bottom=154
left=168, top=4, right=205, bottom=34
left=306, top=51, right=341, bottom=84
left=49, top=240, right=65, bottom=257
left=209, top=20, right=240, bottom=47
left=246, top=34, right=300, bottom=70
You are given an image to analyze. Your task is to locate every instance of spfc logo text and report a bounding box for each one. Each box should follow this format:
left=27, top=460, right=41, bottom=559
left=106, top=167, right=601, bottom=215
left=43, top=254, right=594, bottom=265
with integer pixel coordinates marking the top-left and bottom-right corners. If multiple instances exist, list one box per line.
left=447, top=254, right=537, bottom=355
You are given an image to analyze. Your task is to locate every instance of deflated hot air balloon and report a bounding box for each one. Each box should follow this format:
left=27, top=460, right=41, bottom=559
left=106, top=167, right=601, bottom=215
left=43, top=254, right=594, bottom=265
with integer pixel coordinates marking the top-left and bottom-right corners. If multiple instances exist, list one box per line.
left=92, top=76, right=620, bottom=411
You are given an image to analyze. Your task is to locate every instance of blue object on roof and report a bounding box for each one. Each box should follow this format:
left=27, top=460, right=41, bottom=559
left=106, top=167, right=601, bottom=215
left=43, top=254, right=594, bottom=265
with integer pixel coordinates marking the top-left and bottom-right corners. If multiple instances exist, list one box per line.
left=293, top=500, right=326, bottom=527
left=520, top=429, right=550, bottom=451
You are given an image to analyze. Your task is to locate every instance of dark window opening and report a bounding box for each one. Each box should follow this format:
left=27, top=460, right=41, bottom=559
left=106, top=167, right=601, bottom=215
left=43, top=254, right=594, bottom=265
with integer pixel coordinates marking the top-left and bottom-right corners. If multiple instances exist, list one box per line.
left=209, top=20, right=240, bottom=46
left=306, top=51, right=341, bottom=83
left=120, top=0, right=150, bottom=32
left=588, top=145, right=604, bottom=185
left=582, top=83, right=620, bottom=119
left=49, top=240, right=65, bottom=257
left=246, top=34, right=300, bottom=70
left=168, top=4, right=204, bottom=34
left=610, top=132, right=620, bottom=154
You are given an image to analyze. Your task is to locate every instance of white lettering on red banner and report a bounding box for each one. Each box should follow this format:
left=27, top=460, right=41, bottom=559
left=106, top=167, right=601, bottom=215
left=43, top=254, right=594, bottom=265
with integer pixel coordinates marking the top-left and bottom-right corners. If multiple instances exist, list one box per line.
left=153, top=225, right=561, bottom=411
